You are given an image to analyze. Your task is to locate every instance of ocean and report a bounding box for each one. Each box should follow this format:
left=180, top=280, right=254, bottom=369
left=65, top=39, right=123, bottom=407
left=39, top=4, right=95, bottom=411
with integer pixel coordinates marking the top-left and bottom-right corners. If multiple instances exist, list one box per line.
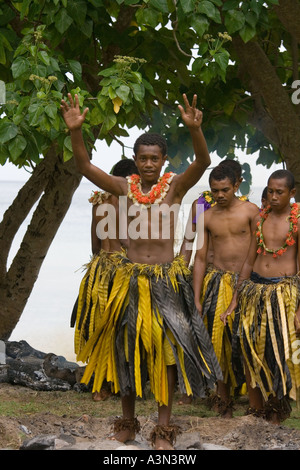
left=0, top=178, right=264, bottom=362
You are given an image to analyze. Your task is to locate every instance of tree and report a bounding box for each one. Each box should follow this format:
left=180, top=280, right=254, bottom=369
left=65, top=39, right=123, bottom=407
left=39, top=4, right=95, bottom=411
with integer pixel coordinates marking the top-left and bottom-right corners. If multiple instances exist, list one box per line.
left=0, top=0, right=299, bottom=339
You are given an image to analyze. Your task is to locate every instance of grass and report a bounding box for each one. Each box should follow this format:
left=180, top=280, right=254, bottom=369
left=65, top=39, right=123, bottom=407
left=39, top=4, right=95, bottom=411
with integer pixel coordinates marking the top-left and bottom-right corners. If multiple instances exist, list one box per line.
left=0, top=385, right=300, bottom=430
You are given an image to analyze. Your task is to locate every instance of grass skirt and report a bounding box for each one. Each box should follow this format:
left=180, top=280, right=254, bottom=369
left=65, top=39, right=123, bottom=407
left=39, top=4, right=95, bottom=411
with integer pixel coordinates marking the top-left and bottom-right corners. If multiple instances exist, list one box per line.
left=233, top=272, right=300, bottom=402
left=200, top=265, right=242, bottom=391
left=77, top=253, right=222, bottom=406
left=71, top=250, right=117, bottom=357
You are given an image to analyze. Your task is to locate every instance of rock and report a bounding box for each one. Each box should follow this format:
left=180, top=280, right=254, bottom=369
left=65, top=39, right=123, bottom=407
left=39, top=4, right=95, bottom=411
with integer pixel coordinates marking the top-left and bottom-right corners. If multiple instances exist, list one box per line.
left=20, top=434, right=58, bottom=450
left=175, top=431, right=203, bottom=450
left=202, top=443, right=231, bottom=450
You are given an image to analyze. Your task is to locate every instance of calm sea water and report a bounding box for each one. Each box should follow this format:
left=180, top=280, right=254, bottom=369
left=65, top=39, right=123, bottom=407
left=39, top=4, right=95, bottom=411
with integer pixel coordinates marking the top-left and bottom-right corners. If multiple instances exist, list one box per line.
left=0, top=179, right=263, bottom=361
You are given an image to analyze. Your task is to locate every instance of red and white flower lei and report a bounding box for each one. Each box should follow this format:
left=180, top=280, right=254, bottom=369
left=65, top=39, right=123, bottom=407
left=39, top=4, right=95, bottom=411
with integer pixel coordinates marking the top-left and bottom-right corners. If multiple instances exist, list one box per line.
left=89, top=190, right=110, bottom=205
left=256, top=202, right=299, bottom=258
left=127, top=172, right=175, bottom=208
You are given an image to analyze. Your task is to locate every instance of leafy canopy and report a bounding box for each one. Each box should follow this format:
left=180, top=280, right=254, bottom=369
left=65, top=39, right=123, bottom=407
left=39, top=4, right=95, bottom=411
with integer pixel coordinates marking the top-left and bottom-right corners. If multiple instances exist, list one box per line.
left=0, top=0, right=291, bottom=193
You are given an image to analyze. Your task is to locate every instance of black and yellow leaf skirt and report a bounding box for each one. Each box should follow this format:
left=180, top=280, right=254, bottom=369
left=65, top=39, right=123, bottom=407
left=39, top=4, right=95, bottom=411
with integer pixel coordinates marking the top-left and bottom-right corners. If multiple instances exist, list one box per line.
left=77, top=253, right=223, bottom=406
left=233, top=271, right=300, bottom=403
left=71, top=250, right=117, bottom=357
left=200, top=265, right=244, bottom=392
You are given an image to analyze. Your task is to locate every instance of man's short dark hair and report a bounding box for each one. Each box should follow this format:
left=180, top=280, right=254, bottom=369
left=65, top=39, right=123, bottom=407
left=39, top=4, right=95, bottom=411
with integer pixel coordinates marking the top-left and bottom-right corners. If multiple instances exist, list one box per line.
left=209, top=164, right=236, bottom=186
left=133, top=133, right=167, bottom=157
left=219, top=159, right=242, bottom=179
left=261, top=186, right=268, bottom=200
left=111, top=158, right=138, bottom=177
left=268, top=169, right=295, bottom=190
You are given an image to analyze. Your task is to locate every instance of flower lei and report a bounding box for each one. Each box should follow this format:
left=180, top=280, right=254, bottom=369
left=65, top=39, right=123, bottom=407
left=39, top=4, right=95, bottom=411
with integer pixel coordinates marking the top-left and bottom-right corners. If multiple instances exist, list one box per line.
left=256, top=202, right=299, bottom=258
left=201, top=190, right=216, bottom=207
left=89, top=190, right=110, bottom=205
left=200, top=190, right=249, bottom=208
left=127, top=172, right=175, bottom=208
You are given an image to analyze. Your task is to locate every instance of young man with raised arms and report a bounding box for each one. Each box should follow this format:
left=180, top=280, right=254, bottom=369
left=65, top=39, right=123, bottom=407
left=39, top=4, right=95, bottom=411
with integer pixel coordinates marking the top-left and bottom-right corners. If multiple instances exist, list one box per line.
left=61, top=93, right=222, bottom=450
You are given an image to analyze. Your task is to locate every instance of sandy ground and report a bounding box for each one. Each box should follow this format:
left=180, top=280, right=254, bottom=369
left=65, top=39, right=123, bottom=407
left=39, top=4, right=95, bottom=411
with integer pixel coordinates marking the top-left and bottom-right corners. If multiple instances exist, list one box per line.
left=1, top=383, right=300, bottom=451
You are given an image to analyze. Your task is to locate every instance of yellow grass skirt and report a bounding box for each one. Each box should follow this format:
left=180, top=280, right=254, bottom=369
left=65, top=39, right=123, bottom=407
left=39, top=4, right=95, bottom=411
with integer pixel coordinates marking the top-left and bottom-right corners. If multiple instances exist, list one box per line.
left=77, top=253, right=222, bottom=406
left=71, top=250, right=117, bottom=357
left=200, top=266, right=241, bottom=391
left=235, top=272, right=300, bottom=402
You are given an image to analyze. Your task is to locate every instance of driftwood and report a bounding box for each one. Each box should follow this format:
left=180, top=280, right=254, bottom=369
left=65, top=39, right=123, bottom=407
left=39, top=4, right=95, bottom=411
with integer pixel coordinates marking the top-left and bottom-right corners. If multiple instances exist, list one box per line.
left=0, top=340, right=86, bottom=392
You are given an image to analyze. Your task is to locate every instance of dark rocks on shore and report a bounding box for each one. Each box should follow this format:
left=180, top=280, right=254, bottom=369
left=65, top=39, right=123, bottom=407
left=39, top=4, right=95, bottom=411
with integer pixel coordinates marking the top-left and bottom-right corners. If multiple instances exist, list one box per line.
left=0, top=340, right=87, bottom=392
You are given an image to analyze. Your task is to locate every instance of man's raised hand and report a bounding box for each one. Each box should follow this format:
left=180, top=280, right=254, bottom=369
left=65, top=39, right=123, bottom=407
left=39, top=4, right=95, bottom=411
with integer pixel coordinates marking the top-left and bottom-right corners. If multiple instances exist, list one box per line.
left=61, top=93, right=89, bottom=131
left=178, top=93, right=203, bottom=129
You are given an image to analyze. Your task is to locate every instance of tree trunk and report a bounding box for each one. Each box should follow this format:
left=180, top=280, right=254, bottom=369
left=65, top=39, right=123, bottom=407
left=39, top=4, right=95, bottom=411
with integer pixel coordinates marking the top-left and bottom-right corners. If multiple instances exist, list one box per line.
left=232, top=37, right=300, bottom=199
left=0, top=146, right=81, bottom=340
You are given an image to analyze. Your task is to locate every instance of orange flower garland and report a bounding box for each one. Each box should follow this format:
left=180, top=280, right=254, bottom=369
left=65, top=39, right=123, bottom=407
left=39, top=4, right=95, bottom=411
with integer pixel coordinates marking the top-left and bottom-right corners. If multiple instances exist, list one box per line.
left=256, top=202, right=299, bottom=258
left=127, top=172, right=175, bottom=208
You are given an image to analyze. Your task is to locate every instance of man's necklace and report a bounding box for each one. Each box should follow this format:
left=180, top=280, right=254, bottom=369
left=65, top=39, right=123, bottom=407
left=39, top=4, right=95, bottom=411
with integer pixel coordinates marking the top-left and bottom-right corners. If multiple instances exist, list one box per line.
left=256, top=202, right=299, bottom=257
left=127, top=172, right=175, bottom=209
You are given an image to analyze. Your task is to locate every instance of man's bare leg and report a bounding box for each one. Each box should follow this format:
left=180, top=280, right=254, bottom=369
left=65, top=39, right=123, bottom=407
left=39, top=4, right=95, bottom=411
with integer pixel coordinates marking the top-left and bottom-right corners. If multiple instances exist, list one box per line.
left=154, top=365, right=177, bottom=450
left=244, top=363, right=264, bottom=414
left=216, top=380, right=233, bottom=418
left=109, top=390, right=137, bottom=442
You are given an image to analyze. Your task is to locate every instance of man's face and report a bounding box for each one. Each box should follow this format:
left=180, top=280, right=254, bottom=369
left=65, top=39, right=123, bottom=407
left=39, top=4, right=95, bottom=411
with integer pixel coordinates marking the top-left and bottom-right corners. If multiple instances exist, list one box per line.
left=134, top=144, right=166, bottom=184
left=210, top=177, right=237, bottom=207
left=267, top=177, right=295, bottom=210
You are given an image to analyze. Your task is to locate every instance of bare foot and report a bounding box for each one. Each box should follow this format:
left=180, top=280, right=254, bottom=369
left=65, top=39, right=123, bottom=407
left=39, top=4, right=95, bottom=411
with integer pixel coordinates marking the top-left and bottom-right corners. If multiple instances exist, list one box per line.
left=92, top=389, right=112, bottom=401
left=220, top=408, right=233, bottom=419
left=109, top=429, right=136, bottom=443
left=177, top=394, right=192, bottom=405
left=154, top=437, right=174, bottom=450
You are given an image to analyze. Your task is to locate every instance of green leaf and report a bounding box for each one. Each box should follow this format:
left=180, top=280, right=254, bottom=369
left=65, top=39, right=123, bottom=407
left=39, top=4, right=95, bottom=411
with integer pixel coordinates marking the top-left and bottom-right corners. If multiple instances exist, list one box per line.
left=197, top=1, right=221, bottom=23
left=136, top=7, right=160, bottom=28
left=239, top=25, right=256, bottom=43
left=100, top=111, right=117, bottom=134
left=131, top=83, right=145, bottom=102
left=44, top=103, right=57, bottom=120
left=11, top=56, right=30, bottom=79
left=222, top=0, right=240, bottom=10
left=224, top=10, right=245, bottom=33
left=28, top=102, right=44, bottom=126
left=8, top=134, right=27, bottom=161
left=179, top=0, right=195, bottom=13
left=67, top=59, right=82, bottom=81
left=89, top=106, right=105, bottom=125
left=257, top=147, right=280, bottom=168
left=190, top=15, right=209, bottom=37
left=116, top=85, right=130, bottom=102
left=55, top=9, right=73, bottom=34
left=0, top=122, right=18, bottom=143
left=149, top=0, right=169, bottom=13
left=67, top=0, right=87, bottom=25
left=0, top=43, right=6, bottom=65
left=192, top=57, right=205, bottom=75
left=37, top=51, right=50, bottom=66
left=64, top=135, right=73, bottom=152
left=214, top=50, right=230, bottom=72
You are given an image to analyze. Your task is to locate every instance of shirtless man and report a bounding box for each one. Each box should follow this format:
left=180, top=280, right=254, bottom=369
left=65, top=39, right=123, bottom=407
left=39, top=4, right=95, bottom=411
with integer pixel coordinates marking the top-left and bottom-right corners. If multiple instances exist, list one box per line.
left=193, top=164, right=259, bottom=417
left=61, top=93, right=222, bottom=450
left=221, top=169, right=300, bottom=423
left=180, top=158, right=245, bottom=267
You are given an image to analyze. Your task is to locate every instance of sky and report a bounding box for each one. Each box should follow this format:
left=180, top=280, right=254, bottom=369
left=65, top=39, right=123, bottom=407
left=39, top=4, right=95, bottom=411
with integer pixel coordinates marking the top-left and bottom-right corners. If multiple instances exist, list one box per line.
left=0, top=128, right=282, bottom=189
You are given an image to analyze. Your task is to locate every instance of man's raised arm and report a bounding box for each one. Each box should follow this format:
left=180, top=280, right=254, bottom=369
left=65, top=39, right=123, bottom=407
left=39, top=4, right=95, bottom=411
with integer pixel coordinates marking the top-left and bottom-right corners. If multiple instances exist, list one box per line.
left=61, top=93, right=126, bottom=196
left=176, top=94, right=211, bottom=196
